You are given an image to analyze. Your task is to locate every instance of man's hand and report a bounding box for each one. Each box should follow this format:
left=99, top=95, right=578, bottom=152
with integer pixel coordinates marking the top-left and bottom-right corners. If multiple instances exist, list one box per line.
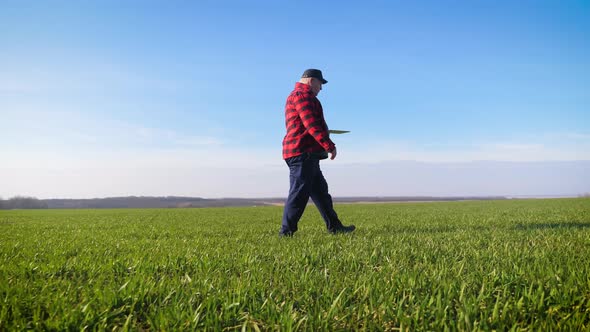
left=329, top=146, right=337, bottom=160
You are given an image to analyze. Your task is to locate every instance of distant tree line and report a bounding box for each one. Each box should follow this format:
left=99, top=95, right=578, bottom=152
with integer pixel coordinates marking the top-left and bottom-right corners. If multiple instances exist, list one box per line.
left=3, top=194, right=583, bottom=210
left=0, top=196, right=48, bottom=209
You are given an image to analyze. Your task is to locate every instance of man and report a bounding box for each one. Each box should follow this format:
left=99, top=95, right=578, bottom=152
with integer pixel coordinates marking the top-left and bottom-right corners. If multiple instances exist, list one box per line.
left=279, top=69, right=356, bottom=237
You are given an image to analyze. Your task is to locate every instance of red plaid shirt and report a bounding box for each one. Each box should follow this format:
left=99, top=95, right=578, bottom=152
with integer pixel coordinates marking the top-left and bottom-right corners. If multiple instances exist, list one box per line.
left=282, top=82, right=335, bottom=159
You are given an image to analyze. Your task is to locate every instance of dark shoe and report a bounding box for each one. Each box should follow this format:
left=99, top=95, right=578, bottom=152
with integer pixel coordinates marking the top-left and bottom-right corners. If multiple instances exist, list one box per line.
left=279, top=231, right=293, bottom=238
left=328, top=225, right=356, bottom=234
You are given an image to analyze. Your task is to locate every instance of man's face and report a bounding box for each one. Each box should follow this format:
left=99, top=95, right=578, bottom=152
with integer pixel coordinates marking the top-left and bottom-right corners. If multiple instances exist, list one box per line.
left=310, top=78, right=323, bottom=96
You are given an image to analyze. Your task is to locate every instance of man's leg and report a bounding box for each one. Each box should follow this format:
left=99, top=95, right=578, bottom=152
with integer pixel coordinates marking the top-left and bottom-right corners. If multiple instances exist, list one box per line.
left=309, top=167, right=344, bottom=232
left=280, top=155, right=315, bottom=235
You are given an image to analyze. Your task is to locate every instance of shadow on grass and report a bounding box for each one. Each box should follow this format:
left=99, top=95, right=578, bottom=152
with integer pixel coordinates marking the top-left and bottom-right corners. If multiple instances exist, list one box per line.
left=381, top=225, right=459, bottom=234
left=382, top=223, right=590, bottom=234
left=514, top=222, right=590, bottom=230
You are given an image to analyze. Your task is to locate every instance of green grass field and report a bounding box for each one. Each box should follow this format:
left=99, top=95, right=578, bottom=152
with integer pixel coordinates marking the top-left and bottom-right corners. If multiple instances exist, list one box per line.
left=1, top=198, right=589, bottom=331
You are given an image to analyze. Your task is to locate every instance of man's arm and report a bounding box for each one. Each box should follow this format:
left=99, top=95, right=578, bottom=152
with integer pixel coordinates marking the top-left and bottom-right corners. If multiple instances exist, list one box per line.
left=329, top=146, right=337, bottom=160
left=294, top=93, right=336, bottom=153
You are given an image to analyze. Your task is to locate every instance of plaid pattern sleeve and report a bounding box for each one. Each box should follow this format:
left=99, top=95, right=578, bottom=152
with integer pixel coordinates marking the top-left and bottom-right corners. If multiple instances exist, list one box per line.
left=282, top=83, right=335, bottom=159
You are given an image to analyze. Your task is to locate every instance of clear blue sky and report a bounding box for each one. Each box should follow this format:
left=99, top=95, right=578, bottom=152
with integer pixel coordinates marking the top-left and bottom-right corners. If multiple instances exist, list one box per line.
left=1, top=1, right=589, bottom=198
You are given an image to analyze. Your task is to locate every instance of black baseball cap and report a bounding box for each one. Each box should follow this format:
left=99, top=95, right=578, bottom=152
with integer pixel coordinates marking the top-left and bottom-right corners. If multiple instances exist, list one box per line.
left=301, top=69, right=328, bottom=84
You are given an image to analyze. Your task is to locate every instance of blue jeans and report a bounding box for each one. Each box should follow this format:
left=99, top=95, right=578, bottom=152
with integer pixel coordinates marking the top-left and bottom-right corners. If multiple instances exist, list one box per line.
left=280, top=153, right=343, bottom=234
